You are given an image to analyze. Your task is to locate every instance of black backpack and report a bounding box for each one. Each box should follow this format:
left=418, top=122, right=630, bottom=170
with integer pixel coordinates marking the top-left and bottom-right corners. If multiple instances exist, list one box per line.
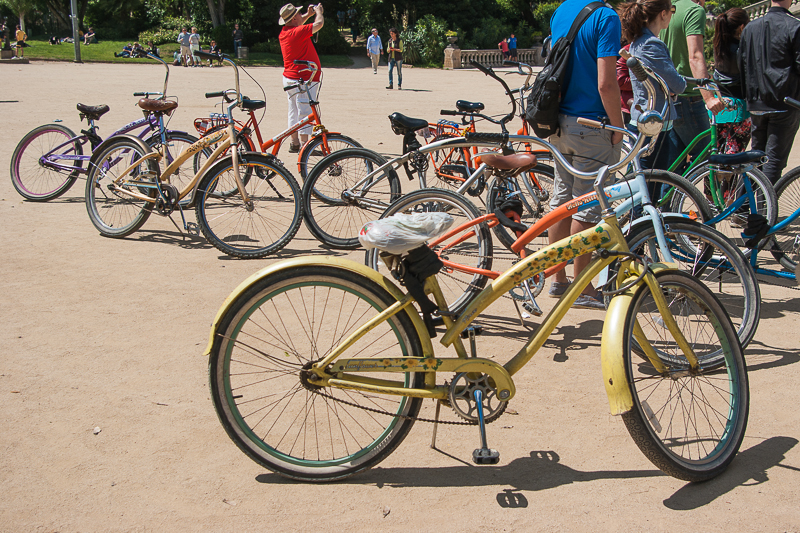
left=525, top=2, right=607, bottom=137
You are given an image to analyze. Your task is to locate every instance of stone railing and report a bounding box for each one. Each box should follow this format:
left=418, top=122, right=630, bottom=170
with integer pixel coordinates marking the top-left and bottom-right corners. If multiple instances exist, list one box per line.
left=448, top=48, right=543, bottom=69
left=739, top=0, right=798, bottom=20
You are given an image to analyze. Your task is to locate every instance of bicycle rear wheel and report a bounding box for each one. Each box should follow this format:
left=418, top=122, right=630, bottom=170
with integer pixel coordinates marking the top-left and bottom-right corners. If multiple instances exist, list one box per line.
left=302, top=148, right=401, bottom=249
left=11, top=124, right=83, bottom=201
left=85, top=135, right=157, bottom=237
left=685, top=164, right=777, bottom=246
left=621, top=270, right=749, bottom=482
left=297, top=133, right=362, bottom=180
left=365, top=188, right=492, bottom=314
left=769, top=166, right=800, bottom=271
left=486, top=163, right=556, bottom=250
left=195, top=154, right=302, bottom=258
left=208, top=265, right=424, bottom=481
left=615, top=218, right=760, bottom=351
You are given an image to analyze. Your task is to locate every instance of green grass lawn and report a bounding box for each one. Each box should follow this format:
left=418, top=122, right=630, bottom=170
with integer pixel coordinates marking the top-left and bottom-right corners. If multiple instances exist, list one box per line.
left=22, top=40, right=353, bottom=67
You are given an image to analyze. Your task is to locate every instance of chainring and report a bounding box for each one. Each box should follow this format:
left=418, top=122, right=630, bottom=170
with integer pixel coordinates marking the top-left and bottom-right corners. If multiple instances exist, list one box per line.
left=448, top=372, right=507, bottom=423
left=155, top=183, right=179, bottom=215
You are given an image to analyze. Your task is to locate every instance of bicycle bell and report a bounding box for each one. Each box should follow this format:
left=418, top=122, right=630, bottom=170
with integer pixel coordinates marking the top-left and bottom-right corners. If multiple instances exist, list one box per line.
left=636, top=109, right=664, bottom=137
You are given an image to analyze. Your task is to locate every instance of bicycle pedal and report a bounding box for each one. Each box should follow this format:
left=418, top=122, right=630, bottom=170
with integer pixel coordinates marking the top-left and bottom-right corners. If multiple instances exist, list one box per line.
left=185, top=222, right=200, bottom=236
left=473, top=447, right=501, bottom=465
left=522, top=301, right=543, bottom=317
left=459, top=325, right=483, bottom=338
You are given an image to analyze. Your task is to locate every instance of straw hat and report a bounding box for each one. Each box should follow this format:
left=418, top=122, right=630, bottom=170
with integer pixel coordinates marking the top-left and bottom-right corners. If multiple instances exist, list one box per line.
left=279, top=4, right=299, bottom=25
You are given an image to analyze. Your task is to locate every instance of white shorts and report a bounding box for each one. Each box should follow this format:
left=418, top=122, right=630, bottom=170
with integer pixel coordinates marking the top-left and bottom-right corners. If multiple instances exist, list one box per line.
left=283, top=76, right=319, bottom=136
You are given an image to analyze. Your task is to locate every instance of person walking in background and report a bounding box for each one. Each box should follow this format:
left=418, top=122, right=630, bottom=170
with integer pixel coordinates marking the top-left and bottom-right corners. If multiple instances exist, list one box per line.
left=15, top=25, right=27, bottom=58
left=660, top=0, right=724, bottom=172
left=367, top=28, right=382, bottom=74
left=498, top=38, right=509, bottom=59
left=337, top=9, right=345, bottom=30
left=232, top=24, right=243, bottom=57
left=190, top=27, right=201, bottom=67
left=278, top=3, right=324, bottom=153
left=508, top=33, right=517, bottom=58
left=386, top=27, right=403, bottom=89
left=546, top=0, right=623, bottom=309
left=711, top=8, right=751, bottom=155
left=348, top=7, right=358, bottom=41
left=739, top=0, right=800, bottom=185
left=177, top=27, right=192, bottom=67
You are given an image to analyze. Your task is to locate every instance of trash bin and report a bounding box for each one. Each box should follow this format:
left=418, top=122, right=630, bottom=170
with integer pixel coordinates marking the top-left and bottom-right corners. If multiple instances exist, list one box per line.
left=237, top=46, right=249, bottom=60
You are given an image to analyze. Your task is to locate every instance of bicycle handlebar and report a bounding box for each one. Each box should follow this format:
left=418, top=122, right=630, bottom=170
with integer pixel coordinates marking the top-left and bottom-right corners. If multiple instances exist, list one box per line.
left=464, top=132, right=509, bottom=143
left=206, top=91, right=226, bottom=99
left=133, top=92, right=163, bottom=97
left=440, top=110, right=457, bottom=116
left=469, top=60, right=516, bottom=131
left=195, top=50, right=223, bottom=60
left=785, top=96, right=800, bottom=110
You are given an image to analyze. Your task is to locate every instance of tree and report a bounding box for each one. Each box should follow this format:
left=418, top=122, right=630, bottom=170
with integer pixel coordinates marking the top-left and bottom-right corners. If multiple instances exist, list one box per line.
left=206, top=0, right=224, bottom=27
left=1, top=0, right=39, bottom=32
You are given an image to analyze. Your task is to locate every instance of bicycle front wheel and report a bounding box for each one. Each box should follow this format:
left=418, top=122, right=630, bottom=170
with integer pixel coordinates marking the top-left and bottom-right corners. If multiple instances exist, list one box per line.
left=685, top=164, right=777, bottom=246
left=85, top=135, right=157, bottom=237
left=365, top=188, right=492, bottom=314
left=297, top=133, right=362, bottom=180
left=619, top=218, right=760, bottom=350
left=11, top=124, right=83, bottom=201
left=208, top=265, right=424, bottom=481
left=302, top=148, right=401, bottom=249
left=195, top=154, right=302, bottom=258
left=621, top=270, right=749, bottom=482
left=769, top=166, right=800, bottom=271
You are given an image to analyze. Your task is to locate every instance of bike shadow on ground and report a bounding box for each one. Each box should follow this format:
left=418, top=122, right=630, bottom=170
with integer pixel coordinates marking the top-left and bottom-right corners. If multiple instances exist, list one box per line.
left=755, top=294, right=800, bottom=321
left=130, top=229, right=213, bottom=251
left=254, top=437, right=799, bottom=510
left=25, top=196, right=86, bottom=204
left=737, top=339, right=800, bottom=373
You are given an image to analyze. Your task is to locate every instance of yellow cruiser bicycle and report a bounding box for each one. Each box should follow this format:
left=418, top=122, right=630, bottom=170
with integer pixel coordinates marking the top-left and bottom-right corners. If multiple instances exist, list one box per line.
left=204, top=56, right=749, bottom=483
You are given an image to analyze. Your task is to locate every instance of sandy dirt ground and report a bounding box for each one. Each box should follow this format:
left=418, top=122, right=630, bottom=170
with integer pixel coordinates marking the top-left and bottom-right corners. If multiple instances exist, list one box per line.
left=1, top=58, right=799, bottom=532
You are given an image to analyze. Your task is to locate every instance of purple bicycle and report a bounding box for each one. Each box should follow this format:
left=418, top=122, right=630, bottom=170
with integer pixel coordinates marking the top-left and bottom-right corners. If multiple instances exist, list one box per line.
left=10, top=54, right=199, bottom=202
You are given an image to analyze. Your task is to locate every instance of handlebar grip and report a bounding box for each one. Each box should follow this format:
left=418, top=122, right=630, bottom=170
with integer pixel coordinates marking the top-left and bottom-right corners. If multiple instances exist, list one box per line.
left=785, top=96, right=800, bottom=110
left=205, top=91, right=226, bottom=98
left=293, top=60, right=311, bottom=66
left=464, top=132, right=509, bottom=143
left=576, top=117, right=604, bottom=129
left=470, top=60, right=494, bottom=77
left=626, top=56, right=648, bottom=82
left=133, top=92, right=146, bottom=96
left=283, top=84, right=300, bottom=92
left=195, top=50, right=221, bottom=60
left=440, top=110, right=457, bottom=116
left=685, top=77, right=713, bottom=87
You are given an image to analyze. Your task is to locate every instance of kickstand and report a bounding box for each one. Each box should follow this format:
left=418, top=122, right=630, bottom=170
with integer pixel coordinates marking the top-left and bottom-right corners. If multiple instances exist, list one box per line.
left=511, top=299, right=532, bottom=329
left=430, top=400, right=443, bottom=449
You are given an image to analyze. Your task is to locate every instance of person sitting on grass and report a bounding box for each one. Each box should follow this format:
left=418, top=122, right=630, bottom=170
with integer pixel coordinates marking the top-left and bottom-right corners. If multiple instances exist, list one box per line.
left=114, top=43, right=133, bottom=58
left=83, top=27, right=96, bottom=45
left=208, top=40, right=223, bottom=66
left=131, top=42, right=147, bottom=58
left=146, top=41, right=159, bottom=57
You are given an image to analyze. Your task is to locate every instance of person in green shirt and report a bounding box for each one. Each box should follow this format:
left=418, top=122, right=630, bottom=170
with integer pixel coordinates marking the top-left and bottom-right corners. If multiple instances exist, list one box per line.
left=660, top=0, right=724, bottom=170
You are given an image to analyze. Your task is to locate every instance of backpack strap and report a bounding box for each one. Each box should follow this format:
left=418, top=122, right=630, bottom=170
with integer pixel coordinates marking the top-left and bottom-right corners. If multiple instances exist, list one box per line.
left=565, top=1, right=609, bottom=43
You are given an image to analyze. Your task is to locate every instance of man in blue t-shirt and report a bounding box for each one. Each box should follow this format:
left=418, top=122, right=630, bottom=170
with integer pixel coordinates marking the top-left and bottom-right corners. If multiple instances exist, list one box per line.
left=507, top=34, right=517, bottom=58
left=546, top=0, right=623, bottom=309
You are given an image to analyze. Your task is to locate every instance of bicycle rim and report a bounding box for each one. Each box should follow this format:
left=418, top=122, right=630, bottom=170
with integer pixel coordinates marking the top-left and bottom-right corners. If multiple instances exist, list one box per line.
left=11, top=124, right=83, bottom=201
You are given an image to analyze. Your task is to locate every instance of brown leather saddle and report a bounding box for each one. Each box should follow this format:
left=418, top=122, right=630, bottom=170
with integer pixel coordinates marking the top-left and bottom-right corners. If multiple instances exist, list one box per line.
left=137, top=98, right=178, bottom=116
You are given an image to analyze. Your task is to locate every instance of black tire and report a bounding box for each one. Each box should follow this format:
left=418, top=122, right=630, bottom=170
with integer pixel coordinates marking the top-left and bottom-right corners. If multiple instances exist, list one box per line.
left=610, top=217, right=760, bottom=351
left=302, top=148, right=401, bottom=249
left=487, top=163, right=556, bottom=250
left=684, top=164, right=778, bottom=247
left=425, top=134, right=473, bottom=189
left=365, top=188, right=493, bottom=314
left=297, top=133, right=362, bottom=180
left=621, top=270, right=749, bottom=482
left=145, top=131, right=205, bottom=206
left=769, top=166, right=800, bottom=271
left=620, top=169, right=714, bottom=223
left=195, top=153, right=303, bottom=259
left=85, top=135, right=157, bottom=237
left=208, top=265, right=424, bottom=481
left=11, top=124, right=83, bottom=201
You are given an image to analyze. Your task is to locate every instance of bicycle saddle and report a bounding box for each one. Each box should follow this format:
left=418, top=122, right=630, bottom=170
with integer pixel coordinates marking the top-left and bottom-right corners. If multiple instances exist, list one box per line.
left=707, top=150, right=767, bottom=167
left=480, top=153, right=538, bottom=172
left=456, top=100, right=484, bottom=113
left=76, top=104, right=110, bottom=120
left=241, top=97, right=266, bottom=111
left=388, top=112, right=429, bottom=135
left=137, top=98, right=178, bottom=116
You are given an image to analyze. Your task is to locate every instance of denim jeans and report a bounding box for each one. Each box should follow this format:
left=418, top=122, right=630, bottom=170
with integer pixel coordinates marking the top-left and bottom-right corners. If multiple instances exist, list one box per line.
left=388, top=59, right=402, bottom=87
left=750, top=111, right=800, bottom=185
left=667, top=96, right=711, bottom=174
left=626, top=123, right=671, bottom=207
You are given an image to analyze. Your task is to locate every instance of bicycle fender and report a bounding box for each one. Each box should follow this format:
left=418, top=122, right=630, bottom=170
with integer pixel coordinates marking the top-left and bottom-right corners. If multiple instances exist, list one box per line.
left=601, top=290, right=635, bottom=416
left=204, top=256, right=436, bottom=358
left=87, top=134, right=155, bottom=171
left=626, top=212, right=693, bottom=234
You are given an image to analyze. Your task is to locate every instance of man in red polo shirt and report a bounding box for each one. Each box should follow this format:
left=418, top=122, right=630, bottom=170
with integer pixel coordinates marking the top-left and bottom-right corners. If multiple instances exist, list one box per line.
left=279, top=3, right=324, bottom=152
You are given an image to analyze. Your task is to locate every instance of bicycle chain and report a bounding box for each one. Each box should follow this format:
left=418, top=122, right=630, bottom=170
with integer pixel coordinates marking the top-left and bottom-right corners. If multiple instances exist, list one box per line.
left=310, top=388, right=478, bottom=425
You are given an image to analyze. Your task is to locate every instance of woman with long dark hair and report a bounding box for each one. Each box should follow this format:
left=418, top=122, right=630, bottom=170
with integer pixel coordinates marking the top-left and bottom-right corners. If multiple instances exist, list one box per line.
left=712, top=8, right=751, bottom=154
left=618, top=0, right=686, bottom=171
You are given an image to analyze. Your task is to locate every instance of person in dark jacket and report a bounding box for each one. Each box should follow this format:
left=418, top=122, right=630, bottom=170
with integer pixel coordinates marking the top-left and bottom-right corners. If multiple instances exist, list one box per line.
left=738, top=0, right=800, bottom=184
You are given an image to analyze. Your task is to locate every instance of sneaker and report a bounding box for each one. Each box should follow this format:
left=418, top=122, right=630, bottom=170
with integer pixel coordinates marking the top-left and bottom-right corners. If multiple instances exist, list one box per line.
left=288, top=142, right=301, bottom=153
left=548, top=281, right=570, bottom=298
left=398, top=86, right=401, bottom=90
left=386, top=85, right=393, bottom=89
left=573, top=293, right=605, bottom=310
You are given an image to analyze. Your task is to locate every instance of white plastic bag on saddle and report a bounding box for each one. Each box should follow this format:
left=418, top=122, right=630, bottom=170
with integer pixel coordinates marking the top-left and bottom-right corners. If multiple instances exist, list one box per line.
left=359, top=212, right=454, bottom=255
